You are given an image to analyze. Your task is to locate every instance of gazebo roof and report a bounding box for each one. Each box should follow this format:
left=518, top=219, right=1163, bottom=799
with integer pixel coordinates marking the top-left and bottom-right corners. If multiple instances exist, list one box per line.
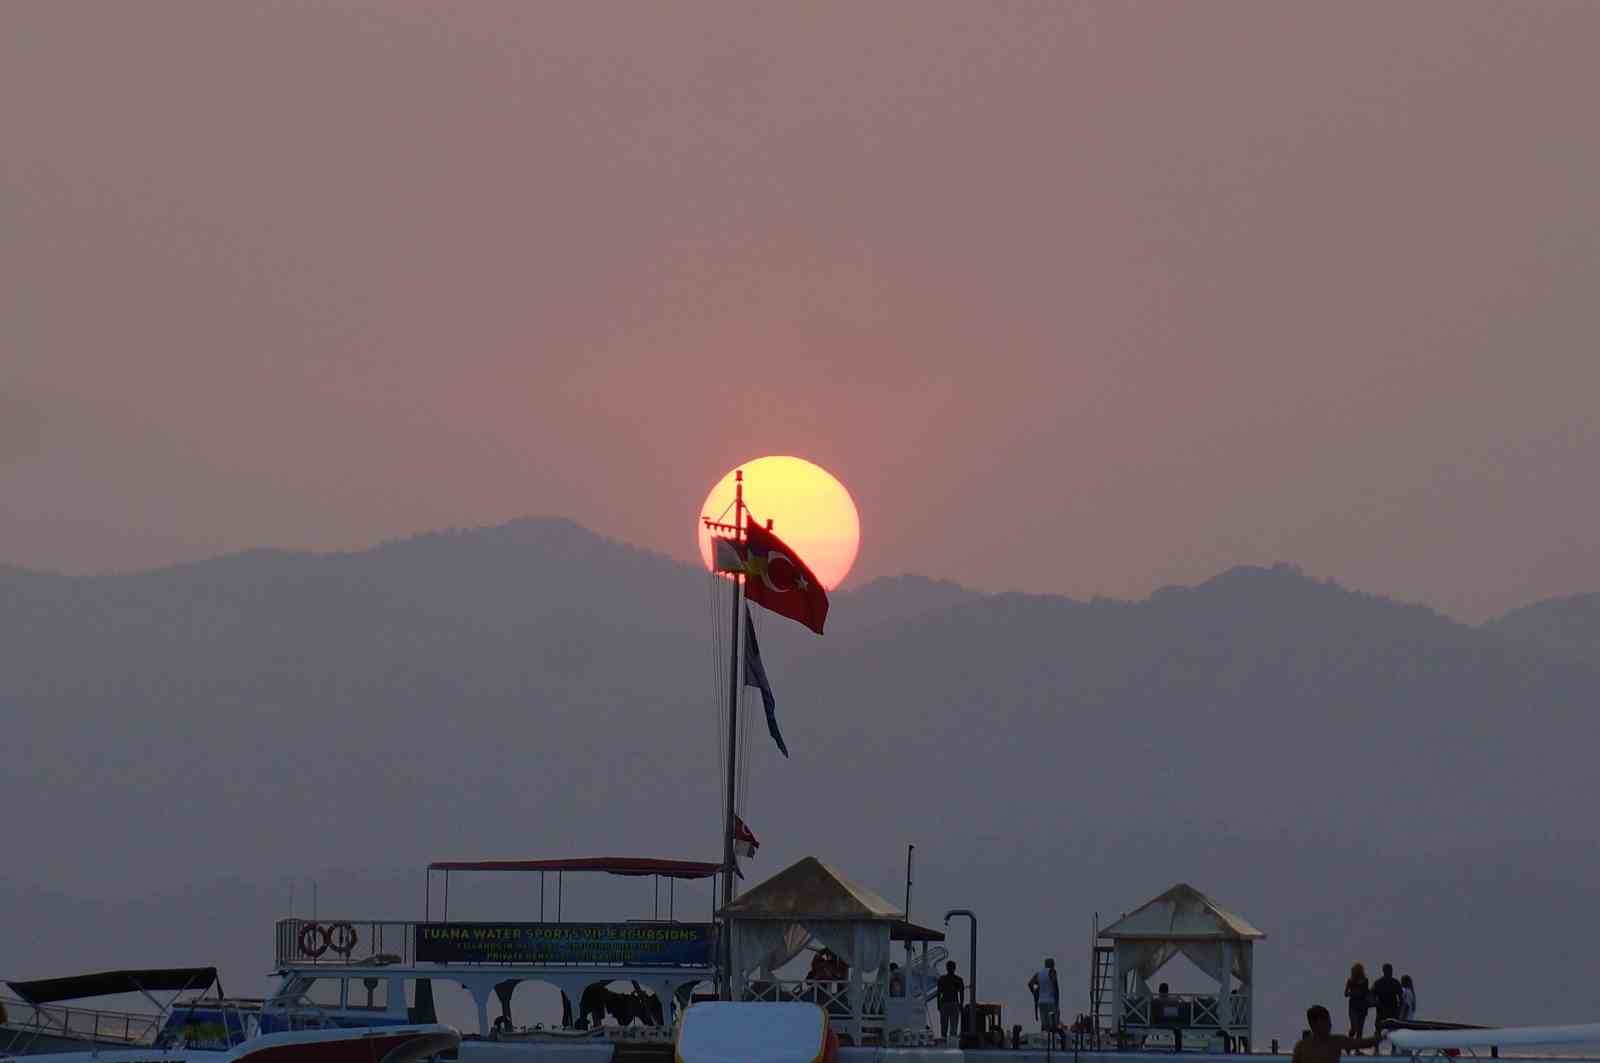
left=1100, top=883, right=1265, bottom=941
left=718, top=856, right=905, bottom=921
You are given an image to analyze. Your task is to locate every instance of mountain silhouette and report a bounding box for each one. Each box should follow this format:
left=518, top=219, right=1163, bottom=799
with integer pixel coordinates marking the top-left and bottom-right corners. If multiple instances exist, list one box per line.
left=4, top=519, right=1599, bottom=1043
left=1486, top=592, right=1600, bottom=659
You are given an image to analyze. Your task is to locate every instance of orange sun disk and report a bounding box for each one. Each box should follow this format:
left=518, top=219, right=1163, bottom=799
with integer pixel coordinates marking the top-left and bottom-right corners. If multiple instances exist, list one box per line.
left=697, top=456, right=861, bottom=591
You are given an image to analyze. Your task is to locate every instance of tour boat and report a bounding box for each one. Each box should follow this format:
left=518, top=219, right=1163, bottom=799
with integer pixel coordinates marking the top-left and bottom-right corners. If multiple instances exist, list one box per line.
left=0, top=1023, right=459, bottom=1063
left=1, top=969, right=249, bottom=1056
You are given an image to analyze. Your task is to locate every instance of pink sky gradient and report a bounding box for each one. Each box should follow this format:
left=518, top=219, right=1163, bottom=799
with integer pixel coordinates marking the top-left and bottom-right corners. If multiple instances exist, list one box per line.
left=3, top=1, right=1597, bottom=621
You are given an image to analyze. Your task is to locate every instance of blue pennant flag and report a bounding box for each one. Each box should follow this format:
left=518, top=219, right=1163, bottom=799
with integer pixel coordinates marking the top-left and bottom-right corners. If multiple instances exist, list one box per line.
left=743, top=608, right=789, bottom=757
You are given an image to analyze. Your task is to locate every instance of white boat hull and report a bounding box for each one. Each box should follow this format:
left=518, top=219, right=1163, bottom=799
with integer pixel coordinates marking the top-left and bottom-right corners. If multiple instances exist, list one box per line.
left=0, top=1024, right=459, bottom=1063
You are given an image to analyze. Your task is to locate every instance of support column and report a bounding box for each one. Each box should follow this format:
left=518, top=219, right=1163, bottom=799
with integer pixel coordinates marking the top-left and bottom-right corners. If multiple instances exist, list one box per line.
left=551, top=975, right=586, bottom=1029
left=1218, top=941, right=1233, bottom=1037
left=468, top=983, right=491, bottom=1038
left=1112, top=945, right=1124, bottom=1039
left=850, top=924, right=865, bottom=1046
left=1245, top=945, right=1255, bottom=1052
left=654, top=978, right=674, bottom=1027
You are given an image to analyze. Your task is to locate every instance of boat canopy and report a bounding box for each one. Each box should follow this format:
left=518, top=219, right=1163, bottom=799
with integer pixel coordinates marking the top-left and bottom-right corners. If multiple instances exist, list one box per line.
left=890, top=920, right=946, bottom=943
left=7, top=967, right=218, bottom=1005
left=427, top=857, right=720, bottom=879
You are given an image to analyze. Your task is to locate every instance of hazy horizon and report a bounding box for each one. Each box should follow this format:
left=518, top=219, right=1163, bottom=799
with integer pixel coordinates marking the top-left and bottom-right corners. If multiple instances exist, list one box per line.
left=4, top=512, right=1596, bottom=629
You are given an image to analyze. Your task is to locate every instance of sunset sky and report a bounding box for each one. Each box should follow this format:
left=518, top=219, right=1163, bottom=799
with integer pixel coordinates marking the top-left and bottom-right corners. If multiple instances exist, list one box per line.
left=4, top=0, right=1598, bottom=621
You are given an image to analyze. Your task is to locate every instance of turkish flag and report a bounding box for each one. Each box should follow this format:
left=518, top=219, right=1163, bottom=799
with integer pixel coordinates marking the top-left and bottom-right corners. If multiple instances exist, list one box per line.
left=741, top=515, right=829, bottom=635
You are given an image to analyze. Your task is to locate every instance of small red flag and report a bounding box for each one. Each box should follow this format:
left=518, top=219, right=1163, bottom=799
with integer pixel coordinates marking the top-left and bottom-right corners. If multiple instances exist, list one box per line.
left=740, top=516, right=829, bottom=635
left=734, top=815, right=760, bottom=859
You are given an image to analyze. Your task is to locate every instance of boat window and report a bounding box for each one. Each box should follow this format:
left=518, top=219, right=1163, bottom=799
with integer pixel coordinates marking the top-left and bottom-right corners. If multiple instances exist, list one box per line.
left=273, top=976, right=316, bottom=1003
left=350, top=977, right=389, bottom=1011
left=299, top=978, right=345, bottom=1008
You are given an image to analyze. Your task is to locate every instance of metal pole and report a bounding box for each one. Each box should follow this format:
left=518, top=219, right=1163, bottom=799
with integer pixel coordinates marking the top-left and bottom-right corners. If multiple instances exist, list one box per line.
left=721, top=472, right=745, bottom=912
left=719, top=474, right=746, bottom=998
left=904, top=844, right=915, bottom=920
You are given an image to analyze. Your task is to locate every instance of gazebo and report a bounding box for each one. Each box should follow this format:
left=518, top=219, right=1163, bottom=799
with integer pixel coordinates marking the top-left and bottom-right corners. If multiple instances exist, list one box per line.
left=1099, top=883, right=1264, bottom=1052
left=719, top=856, right=943, bottom=1045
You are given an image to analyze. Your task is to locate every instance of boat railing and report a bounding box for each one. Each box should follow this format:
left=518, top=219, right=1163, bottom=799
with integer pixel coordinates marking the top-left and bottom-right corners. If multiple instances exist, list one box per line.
left=276, top=919, right=419, bottom=967
left=0, top=995, right=161, bottom=1046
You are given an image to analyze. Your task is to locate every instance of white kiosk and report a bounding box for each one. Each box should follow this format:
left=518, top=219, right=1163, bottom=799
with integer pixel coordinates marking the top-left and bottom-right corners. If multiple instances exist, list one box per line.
left=719, top=856, right=944, bottom=1047
left=1099, top=883, right=1264, bottom=1052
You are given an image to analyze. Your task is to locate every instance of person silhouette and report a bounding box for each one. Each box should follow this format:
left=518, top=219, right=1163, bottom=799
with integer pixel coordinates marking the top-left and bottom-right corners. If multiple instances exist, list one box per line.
left=937, top=961, right=965, bottom=1042
left=1345, top=964, right=1371, bottom=1047
left=1295, top=1004, right=1382, bottom=1063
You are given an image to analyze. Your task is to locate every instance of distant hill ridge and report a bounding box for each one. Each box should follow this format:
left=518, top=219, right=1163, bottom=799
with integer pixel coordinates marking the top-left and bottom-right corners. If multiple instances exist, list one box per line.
left=1486, top=591, right=1600, bottom=658
left=2, top=515, right=1597, bottom=854
left=2, top=516, right=1579, bottom=631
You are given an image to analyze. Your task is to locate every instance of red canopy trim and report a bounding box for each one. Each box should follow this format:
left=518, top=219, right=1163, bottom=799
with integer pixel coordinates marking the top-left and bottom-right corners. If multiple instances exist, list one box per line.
left=428, top=857, right=721, bottom=880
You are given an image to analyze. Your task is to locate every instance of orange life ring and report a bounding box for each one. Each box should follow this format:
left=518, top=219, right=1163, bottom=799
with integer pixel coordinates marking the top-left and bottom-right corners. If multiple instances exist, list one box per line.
left=328, top=922, right=359, bottom=956
left=298, top=922, right=330, bottom=958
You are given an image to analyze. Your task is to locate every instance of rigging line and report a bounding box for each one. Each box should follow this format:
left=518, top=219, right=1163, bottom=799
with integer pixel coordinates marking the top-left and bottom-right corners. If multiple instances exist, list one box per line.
left=719, top=583, right=731, bottom=810
left=708, top=571, right=728, bottom=834
left=720, top=576, right=736, bottom=828
left=734, top=675, right=747, bottom=820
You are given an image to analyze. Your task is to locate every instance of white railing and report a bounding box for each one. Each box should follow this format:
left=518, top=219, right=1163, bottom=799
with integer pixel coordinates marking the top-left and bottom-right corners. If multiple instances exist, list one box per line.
left=1121, top=991, right=1250, bottom=1030
left=742, top=979, right=886, bottom=1020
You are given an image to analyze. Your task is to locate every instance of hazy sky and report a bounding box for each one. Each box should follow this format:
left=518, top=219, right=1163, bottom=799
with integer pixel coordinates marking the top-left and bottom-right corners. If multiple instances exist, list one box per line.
left=4, top=1, right=1597, bottom=621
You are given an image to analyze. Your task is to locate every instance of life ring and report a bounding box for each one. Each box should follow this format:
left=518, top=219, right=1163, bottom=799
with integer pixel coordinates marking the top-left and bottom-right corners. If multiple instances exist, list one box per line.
left=328, top=922, right=359, bottom=956
left=298, top=922, right=330, bottom=958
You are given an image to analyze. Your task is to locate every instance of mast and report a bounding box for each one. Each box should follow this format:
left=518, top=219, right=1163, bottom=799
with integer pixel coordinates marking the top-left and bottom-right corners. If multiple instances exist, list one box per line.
left=721, top=470, right=745, bottom=913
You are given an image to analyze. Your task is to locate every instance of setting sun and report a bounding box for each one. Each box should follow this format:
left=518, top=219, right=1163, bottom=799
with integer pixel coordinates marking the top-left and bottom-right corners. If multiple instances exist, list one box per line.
left=697, top=456, right=861, bottom=591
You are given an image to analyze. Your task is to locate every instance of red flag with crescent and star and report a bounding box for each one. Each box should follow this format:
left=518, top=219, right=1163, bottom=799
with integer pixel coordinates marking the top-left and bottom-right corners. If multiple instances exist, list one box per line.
left=739, top=514, right=829, bottom=635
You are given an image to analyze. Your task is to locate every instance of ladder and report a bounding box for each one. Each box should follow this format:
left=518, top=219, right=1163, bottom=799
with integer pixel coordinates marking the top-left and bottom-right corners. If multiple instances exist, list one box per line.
left=1090, top=945, right=1116, bottom=1047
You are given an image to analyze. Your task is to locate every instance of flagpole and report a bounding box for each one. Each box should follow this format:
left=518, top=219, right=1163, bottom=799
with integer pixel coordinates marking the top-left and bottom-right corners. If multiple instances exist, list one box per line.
left=720, top=471, right=745, bottom=996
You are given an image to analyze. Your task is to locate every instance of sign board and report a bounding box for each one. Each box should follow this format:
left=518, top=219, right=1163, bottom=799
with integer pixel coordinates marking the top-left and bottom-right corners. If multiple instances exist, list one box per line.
left=414, top=922, right=715, bottom=966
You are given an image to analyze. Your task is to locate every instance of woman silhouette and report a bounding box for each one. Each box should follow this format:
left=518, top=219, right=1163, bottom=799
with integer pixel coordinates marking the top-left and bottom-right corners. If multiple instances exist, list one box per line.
left=1345, top=963, right=1371, bottom=1050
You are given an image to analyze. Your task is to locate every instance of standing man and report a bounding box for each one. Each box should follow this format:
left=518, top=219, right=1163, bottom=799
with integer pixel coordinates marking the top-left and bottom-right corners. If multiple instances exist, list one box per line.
left=1372, top=965, right=1404, bottom=1037
left=1294, top=1004, right=1382, bottom=1063
left=1028, top=958, right=1061, bottom=1045
left=937, top=960, right=965, bottom=1044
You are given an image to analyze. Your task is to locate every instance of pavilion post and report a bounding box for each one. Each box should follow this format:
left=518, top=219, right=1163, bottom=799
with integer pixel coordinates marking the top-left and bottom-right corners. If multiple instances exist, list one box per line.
left=851, top=923, right=865, bottom=1046
left=1113, top=945, right=1124, bottom=1041
left=1218, top=940, right=1233, bottom=1030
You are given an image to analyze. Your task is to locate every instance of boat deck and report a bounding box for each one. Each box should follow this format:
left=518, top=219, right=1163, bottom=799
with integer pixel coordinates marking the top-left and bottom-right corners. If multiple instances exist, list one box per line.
left=455, top=1045, right=1600, bottom=1063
